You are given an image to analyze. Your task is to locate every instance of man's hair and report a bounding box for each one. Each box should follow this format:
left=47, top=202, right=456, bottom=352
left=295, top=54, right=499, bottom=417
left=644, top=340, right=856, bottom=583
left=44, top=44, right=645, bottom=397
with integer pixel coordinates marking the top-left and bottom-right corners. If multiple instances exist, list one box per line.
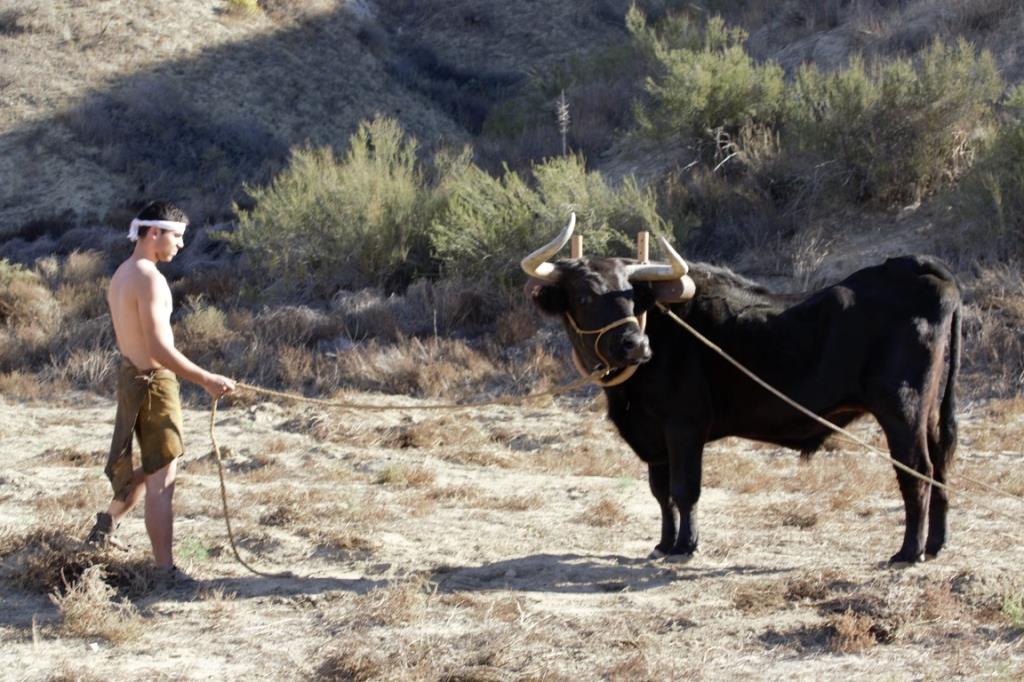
left=134, top=201, right=189, bottom=238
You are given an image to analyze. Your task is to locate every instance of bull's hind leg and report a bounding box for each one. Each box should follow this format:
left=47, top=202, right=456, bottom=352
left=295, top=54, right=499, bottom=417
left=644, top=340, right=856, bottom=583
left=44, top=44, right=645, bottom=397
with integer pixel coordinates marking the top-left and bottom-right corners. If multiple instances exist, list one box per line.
left=872, top=401, right=934, bottom=565
left=925, top=417, right=956, bottom=558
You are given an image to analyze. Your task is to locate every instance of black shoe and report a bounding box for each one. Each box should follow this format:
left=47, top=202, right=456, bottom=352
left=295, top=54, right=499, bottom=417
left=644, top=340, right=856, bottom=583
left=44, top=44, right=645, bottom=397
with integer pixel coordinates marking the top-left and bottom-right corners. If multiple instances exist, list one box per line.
left=84, top=512, right=128, bottom=550
left=154, top=565, right=200, bottom=592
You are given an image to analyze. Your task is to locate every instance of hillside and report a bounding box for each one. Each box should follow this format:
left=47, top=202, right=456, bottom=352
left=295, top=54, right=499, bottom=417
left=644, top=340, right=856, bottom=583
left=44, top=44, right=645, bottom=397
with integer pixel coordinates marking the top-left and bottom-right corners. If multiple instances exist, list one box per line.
left=0, top=0, right=641, bottom=230
left=0, top=0, right=1022, bottom=396
left=1, top=3, right=1023, bottom=680
left=1, top=0, right=1021, bottom=233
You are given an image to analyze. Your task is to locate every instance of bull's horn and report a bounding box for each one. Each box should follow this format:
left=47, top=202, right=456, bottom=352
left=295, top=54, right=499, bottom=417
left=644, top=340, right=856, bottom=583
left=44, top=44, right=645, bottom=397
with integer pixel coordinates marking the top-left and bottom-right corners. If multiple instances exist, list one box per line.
left=520, top=212, right=576, bottom=282
left=624, top=234, right=689, bottom=281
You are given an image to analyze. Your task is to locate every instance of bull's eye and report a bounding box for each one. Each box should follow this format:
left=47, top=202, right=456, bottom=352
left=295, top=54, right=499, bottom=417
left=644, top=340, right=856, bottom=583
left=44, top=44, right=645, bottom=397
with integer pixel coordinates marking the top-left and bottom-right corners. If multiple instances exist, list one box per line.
left=577, top=294, right=592, bottom=306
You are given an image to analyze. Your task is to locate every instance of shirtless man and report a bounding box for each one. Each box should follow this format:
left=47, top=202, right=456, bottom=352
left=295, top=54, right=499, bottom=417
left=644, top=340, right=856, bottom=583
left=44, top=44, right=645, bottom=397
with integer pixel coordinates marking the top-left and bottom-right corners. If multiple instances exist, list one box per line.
left=86, top=201, right=235, bottom=578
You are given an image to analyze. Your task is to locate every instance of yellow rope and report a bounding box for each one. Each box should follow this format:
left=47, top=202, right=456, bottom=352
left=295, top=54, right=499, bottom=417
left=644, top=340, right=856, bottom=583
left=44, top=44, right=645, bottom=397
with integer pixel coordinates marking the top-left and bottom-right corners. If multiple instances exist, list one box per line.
left=209, top=398, right=294, bottom=578
left=656, top=302, right=1023, bottom=522
left=208, top=305, right=1020, bottom=577
left=208, top=371, right=604, bottom=577
left=234, top=370, right=601, bottom=410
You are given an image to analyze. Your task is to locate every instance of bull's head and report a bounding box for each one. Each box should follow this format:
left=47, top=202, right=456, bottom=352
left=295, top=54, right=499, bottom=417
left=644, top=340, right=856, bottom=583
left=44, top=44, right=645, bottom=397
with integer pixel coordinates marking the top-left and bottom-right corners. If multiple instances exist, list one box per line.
left=522, top=213, right=695, bottom=387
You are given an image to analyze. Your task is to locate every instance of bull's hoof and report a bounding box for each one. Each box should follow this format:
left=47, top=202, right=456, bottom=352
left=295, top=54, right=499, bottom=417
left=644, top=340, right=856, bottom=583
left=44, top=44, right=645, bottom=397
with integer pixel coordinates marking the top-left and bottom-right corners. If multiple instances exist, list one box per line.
left=923, top=553, right=939, bottom=561
left=647, top=548, right=667, bottom=560
left=663, top=552, right=696, bottom=564
left=888, top=551, right=924, bottom=567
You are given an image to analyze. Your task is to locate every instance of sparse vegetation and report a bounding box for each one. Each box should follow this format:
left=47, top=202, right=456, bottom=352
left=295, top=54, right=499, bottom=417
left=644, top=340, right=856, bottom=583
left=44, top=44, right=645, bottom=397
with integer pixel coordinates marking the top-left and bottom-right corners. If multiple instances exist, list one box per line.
left=49, top=565, right=142, bottom=645
left=577, top=496, right=629, bottom=527
left=431, top=152, right=662, bottom=284
left=2, top=2, right=1024, bottom=679
left=227, top=0, right=263, bottom=18
left=959, top=85, right=1024, bottom=257
left=828, top=608, right=877, bottom=653
left=785, top=38, right=1001, bottom=206
left=631, top=10, right=785, bottom=141
left=231, top=117, right=437, bottom=295
left=1004, top=592, right=1024, bottom=631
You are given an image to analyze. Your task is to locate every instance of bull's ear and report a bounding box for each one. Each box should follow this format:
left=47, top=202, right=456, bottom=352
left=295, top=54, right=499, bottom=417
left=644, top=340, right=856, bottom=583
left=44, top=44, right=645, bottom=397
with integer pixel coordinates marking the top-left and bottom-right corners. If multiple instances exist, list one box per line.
left=631, top=281, right=657, bottom=313
left=524, top=278, right=567, bottom=315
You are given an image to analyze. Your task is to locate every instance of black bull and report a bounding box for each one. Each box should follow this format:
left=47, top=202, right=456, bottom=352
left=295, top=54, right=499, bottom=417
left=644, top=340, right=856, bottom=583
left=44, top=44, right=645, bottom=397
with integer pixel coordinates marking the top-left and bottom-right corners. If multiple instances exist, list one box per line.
left=528, top=254, right=961, bottom=565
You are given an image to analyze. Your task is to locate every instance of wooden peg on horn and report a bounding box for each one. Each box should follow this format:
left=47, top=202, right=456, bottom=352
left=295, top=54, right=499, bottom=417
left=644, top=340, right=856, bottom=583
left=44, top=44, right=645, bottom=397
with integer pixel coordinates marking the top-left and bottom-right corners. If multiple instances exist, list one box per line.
left=571, top=234, right=583, bottom=259
left=637, top=231, right=649, bottom=263
left=636, top=231, right=650, bottom=330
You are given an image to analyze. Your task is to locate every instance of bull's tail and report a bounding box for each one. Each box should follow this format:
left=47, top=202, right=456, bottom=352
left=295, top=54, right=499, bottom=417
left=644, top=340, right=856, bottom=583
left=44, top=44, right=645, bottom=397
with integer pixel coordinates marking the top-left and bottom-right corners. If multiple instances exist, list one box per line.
left=936, top=301, right=961, bottom=466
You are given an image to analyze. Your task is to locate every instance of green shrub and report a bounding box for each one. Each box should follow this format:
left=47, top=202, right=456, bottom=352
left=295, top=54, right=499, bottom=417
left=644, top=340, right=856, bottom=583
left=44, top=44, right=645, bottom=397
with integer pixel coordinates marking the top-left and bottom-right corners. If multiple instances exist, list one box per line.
left=0, top=259, right=59, bottom=329
left=1004, top=591, right=1024, bottom=631
left=429, top=154, right=663, bottom=285
left=785, top=39, right=1002, bottom=205
left=630, top=10, right=785, bottom=141
left=60, top=250, right=107, bottom=286
left=175, top=299, right=231, bottom=361
left=227, top=0, right=262, bottom=17
left=229, top=117, right=436, bottom=295
left=958, top=85, right=1024, bottom=255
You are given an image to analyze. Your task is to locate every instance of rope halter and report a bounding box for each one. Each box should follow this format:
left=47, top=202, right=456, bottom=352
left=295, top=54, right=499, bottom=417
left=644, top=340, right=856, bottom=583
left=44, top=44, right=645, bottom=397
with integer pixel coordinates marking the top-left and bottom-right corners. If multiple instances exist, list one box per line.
left=565, top=311, right=648, bottom=388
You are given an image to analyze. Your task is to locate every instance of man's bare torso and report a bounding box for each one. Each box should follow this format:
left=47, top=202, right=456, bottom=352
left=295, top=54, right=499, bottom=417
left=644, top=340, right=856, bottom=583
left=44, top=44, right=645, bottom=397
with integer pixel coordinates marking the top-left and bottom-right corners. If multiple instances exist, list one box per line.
left=108, top=258, right=173, bottom=371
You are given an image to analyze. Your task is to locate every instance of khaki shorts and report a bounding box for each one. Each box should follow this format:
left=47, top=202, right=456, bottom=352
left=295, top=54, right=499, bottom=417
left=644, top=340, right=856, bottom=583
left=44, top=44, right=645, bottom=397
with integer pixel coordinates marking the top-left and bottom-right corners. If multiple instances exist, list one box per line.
left=105, top=361, right=185, bottom=500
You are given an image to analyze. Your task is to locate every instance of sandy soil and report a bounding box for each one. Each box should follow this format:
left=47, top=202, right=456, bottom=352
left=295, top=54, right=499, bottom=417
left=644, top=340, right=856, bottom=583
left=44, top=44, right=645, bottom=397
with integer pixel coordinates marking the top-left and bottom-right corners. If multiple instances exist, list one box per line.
left=1, top=384, right=1021, bottom=681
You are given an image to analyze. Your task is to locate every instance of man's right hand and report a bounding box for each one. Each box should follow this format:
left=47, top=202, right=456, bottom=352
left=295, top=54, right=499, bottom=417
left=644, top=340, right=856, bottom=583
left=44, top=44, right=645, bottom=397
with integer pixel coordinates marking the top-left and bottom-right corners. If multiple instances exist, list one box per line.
left=202, top=373, right=236, bottom=400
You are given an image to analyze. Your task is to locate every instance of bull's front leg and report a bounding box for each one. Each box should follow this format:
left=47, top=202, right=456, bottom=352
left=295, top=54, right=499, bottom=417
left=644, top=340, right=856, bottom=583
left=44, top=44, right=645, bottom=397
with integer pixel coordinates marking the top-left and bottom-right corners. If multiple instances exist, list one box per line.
left=665, top=428, right=706, bottom=561
left=647, top=462, right=677, bottom=558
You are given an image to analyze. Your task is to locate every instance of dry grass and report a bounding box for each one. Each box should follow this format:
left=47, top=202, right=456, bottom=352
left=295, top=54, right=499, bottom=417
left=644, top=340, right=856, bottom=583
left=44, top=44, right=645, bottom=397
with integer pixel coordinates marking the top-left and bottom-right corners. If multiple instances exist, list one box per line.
left=309, top=527, right=377, bottom=556
left=732, top=578, right=788, bottom=614
left=374, top=463, right=437, bottom=488
left=961, top=265, right=1024, bottom=399
left=196, top=584, right=238, bottom=622
left=49, top=346, right=118, bottom=391
left=49, top=564, right=141, bottom=645
left=431, top=488, right=545, bottom=512
left=0, top=369, right=53, bottom=401
left=784, top=569, right=850, bottom=603
left=827, top=608, right=878, bottom=653
left=962, top=397, right=1024, bottom=453
left=0, top=524, right=161, bottom=599
left=4, top=382, right=1024, bottom=679
left=38, top=447, right=106, bottom=467
left=0, top=524, right=97, bottom=594
left=176, top=302, right=232, bottom=359
left=959, top=460, right=1024, bottom=497
left=704, top=450, right=777, bottom=493
left=314, top=637, right=390, bottom=682
left=576, top=496, right=628, bottom=527
left=494, top=304, right=538, bottom=346
left=772, top=501, right=820, bottom=529
left=481, top=493, right=544, bottom=512
left=344, top=576, right=431, bottom=628
left=275, top=412, right=381, bottom=448
left=328, top=337, right=503, bottom=399
left=915, top=579, right=963, bottom=622
left=33, top=481, right=109, bottom=518
left=380, top=415, right=491, bottom=450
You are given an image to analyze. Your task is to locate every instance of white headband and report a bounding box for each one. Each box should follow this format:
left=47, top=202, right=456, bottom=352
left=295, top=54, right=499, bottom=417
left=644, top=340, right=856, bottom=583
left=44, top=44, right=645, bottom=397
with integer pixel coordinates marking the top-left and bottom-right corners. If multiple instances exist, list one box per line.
left=128, top=219, right=188, bottom=242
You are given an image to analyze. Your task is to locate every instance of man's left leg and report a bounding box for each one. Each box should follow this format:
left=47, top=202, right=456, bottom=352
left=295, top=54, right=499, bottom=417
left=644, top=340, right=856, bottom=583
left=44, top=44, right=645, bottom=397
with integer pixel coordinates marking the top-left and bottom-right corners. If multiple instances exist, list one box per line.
left=144, top=459, right=177, bottom=568
left=86, top=467, right=146, bottom=547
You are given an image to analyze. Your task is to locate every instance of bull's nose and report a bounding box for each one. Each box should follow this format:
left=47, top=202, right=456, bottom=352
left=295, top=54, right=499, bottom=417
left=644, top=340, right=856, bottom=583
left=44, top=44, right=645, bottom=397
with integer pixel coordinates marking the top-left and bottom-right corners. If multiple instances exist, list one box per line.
left=622, top=334, right=651, bottom=363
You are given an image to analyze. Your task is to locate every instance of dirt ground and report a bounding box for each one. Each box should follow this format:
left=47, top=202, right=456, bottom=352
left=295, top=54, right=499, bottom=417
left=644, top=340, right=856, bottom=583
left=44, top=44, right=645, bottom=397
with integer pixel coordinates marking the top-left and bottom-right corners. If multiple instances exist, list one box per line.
left=1, top=384, right=1022, bottom=681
